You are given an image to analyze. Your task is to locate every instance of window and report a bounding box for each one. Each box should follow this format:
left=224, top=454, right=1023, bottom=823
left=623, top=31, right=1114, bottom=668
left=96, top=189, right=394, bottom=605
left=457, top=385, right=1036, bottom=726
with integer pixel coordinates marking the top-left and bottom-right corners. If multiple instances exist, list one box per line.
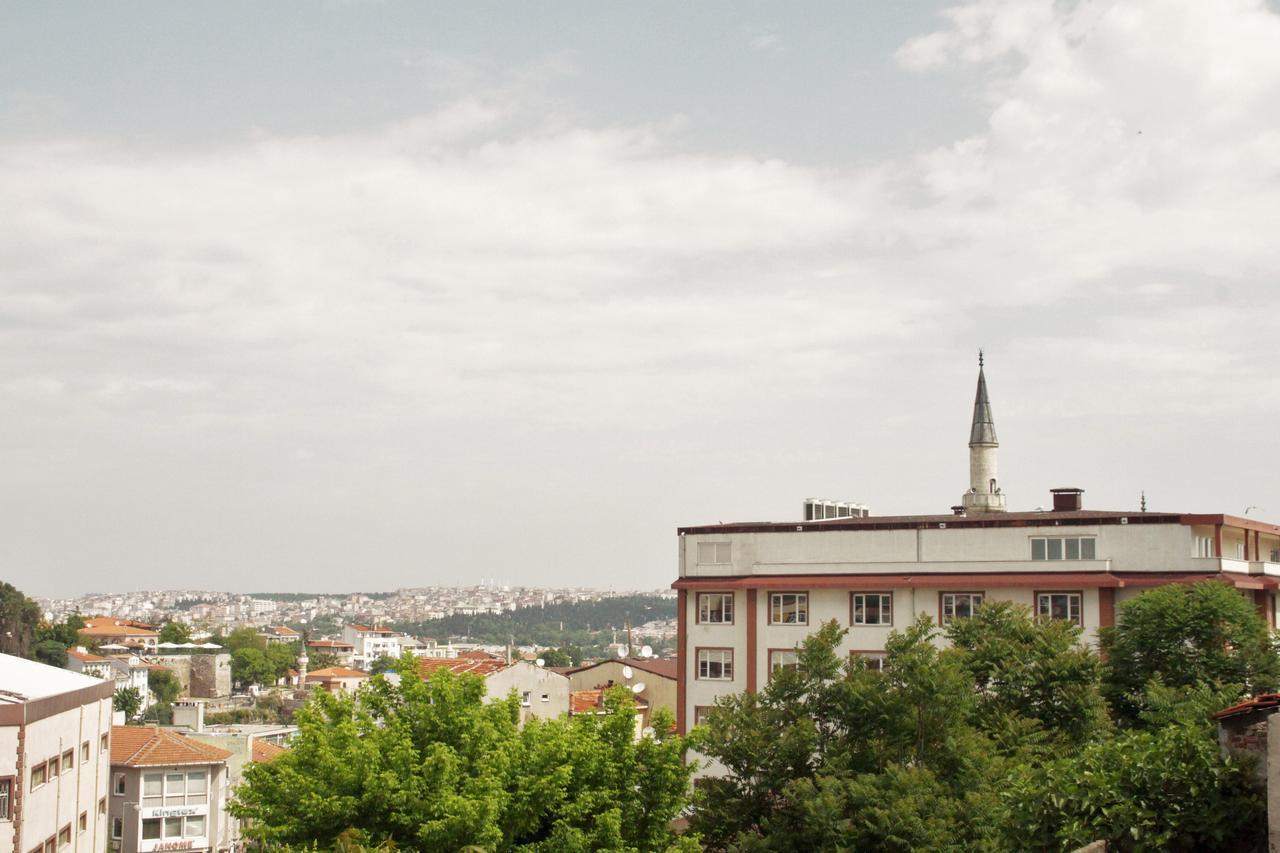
left=47, top=756, right=58, bottom=777
left=31, top=762, right=46, bottom=789
left=142, top=819, right=161, bottom=840
left=540, top=693, right=549, bottom=703
left=142, top=772, right=163, bottom=804
left=164, top=816, right=184, bottom=838
left=693, top=706, right=714, bottom=727
left=1031, top=537, right=1096, bottom=560
left=187, top=769, right=207, bottom=797
left=1037, top=592, right=1083, bottom=625
left=697, top=592, right=734, bottom=624
left=186, top=814, right=206, bottom=837
left=1237, top=542, right=1247, bottom=559
left=696, top=648, right=734, bottom=680
left=768, top=649, right=799, bottom=678
left=521, top=691, right=531, bottom=707
left=851, top=651, right=887, bottom=671
left=769, top=592, right=808, bottom=625
left=0, top=777, right=11, bottom=820
left=697, top=542, right=732, bottom=565
left=1195, top=535, right=1215, bottom=557
left=58, top=825, right=70, bottom=848
left=98, top=797, right=106, bottom=815
left=851, top=592, right=893, bottom=626
left=79, top=812, right=87, bottom=833
left=100, top=733, right=109, bottom=753
left=44, top=838, right=54, bottom=853
left=61, top=750, right=73, bottom=773
left=113, top=772, right=126, bottom=796
left=81, top=742, right=89, bottom=762
left=111, top=818, right=123, bottom=840
left=940, top=592, right=985, bottom=624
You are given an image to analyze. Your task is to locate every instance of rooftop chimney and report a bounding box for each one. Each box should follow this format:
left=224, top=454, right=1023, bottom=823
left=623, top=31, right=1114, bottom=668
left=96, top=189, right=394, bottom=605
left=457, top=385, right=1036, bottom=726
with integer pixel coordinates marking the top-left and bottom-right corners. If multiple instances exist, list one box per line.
left=1050, top=488, right=1084, bottom=512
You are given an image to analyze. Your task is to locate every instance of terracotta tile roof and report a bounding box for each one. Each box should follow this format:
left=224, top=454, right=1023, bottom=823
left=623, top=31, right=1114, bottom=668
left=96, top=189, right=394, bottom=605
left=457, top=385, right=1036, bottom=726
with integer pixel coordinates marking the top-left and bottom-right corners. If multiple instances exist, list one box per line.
left=67, top=647, right=110, bottom=663
left=419, top=657, right=510, bottom=678
left=1215, top=693, right=1280, bottom=720
left=569, top=690, right=649, bottom=715
left=265, top=626, right=299, bottom=636
left=111, top=726, right=232, bottom=767
left=457, top=650, right=501, bottom=660
left=306, top=640, right=354, bottom=649
left=250, top=740, right=288, bottom=763
left=306, top=666, right=369, bottom=679
left=79, top=618, right=159, bottom=639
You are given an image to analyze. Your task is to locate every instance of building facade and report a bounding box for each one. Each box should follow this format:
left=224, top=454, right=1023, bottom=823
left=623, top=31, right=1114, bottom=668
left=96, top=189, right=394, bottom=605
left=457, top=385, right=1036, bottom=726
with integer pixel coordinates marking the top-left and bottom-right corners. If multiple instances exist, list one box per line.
left=0, top=654, right=115, bottom=853
left=674, top=359, right=1280, bottom=733
left=107, top=726, right=233, bottom=853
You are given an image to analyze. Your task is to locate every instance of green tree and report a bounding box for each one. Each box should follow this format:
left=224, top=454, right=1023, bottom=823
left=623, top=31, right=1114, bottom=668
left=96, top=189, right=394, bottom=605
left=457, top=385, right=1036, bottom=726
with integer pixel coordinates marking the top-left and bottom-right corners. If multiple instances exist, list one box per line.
left=232, top=647, right=275, bottom=689
left=537, top=646, right=582, bottom=668
left=31, top=638, right=70, bottom=668
left=307, top=650, right=340, bottom=671
left=232, top=654, right=695, bottom=851
left=946, top=600, right=1108, bottom=748
left=36, top=613, right=85, bottom=649
left=149, top=667, right=181, bottom=705
left=159, top=621, right=192, bottom=644
left=0, top=581, right=40, bottom=657
left=1101, top=581, right=1280, bottom=724
left=367, top=654, right=397, bottom=675
left=114, top=687, right=143, bottom=720
left=265, top=642, right=301, bottom=680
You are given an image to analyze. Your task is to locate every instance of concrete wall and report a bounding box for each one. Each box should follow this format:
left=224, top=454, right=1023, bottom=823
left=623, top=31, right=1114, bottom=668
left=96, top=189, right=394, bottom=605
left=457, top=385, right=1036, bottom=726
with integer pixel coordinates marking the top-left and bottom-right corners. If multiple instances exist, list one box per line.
left=567, top=661, right=677, bottom=724
left=150, top=654, right=232, bottom=699
left=485, top=662, right=570, bottom=722
left=0, top=696, right=112, bottom=853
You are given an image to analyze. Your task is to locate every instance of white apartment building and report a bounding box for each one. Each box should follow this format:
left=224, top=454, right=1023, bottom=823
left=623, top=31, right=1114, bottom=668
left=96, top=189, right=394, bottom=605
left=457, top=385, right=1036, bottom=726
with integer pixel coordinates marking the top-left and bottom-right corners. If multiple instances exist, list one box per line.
left=341, top=624, right=401, bottom=669
left=0, top=654, right=115, bottom=853
left=675, top=357, right=1280, bottom=733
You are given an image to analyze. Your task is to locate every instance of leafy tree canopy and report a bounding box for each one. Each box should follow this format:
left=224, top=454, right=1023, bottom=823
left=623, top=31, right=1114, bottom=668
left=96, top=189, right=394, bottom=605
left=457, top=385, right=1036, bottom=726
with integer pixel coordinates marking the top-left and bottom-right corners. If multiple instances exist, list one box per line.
left=159, top=621, right=192, bottom=644
left=114, top=687, right=143, bottom=720
left=0, top=581, right=40, bottom=657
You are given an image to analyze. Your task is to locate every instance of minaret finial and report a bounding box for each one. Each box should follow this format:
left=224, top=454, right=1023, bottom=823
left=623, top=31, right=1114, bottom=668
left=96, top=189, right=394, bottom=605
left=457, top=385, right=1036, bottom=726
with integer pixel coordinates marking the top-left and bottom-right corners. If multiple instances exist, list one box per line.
left=1140, top=490, right=1147, bottom=512
left=978, top=348, right=984, bottom=369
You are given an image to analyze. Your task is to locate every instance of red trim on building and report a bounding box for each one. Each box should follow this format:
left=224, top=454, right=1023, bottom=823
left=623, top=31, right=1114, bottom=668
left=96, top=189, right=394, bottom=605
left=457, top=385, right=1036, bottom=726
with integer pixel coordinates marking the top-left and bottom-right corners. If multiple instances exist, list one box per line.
left=676, top=589, right=687, bottom=736
left=675, top=571, right=1278, bottom=592
left=745, top=589, right=758, bottom=694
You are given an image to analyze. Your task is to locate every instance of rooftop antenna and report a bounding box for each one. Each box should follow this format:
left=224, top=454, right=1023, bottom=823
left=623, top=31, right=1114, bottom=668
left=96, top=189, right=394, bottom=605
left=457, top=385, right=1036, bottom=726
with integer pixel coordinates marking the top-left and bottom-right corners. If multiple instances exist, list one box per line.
left=1140, top=491, right=1147, bottom=512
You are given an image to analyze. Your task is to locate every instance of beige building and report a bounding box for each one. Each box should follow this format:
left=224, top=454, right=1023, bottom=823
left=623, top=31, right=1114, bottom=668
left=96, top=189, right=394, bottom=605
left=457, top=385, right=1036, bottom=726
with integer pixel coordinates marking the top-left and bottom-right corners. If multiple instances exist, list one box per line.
left=304, top=666, right=369, bottom=694
left=675, top=358, right=1280, bottom=734
left=107, top=726, right=233, bottom=853
left=418, top=657, right=571, bottom=722
left=0, top=654, right=115, bottom=853
left=567, top=658, right=677, bottom=729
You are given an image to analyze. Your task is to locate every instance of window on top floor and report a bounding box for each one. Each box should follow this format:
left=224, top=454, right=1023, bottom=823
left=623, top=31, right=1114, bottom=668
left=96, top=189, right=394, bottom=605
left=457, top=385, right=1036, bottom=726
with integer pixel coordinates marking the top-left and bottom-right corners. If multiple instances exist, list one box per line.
left=1031, top=537, right=1096, bottom=561
left=697, top=542, right=732, bottom=565
left=61, top=749, right=73, bottom=773
left=1195, top=536, right=1216, bottom=557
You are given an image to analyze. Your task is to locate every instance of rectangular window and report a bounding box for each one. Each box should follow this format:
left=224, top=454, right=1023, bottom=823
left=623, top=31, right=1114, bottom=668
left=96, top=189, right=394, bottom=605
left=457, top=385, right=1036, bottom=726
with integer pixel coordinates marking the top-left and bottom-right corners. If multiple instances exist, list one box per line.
left=1037, top=592, right=1083, bottom=625
left=58, top=825, right=70, bottom=848
left=111, top=818, right=123, bottom=840
left=693, top=706, right=714, bottom=727
left=61, top=750, right=73, bottom=773
left=1031, top=537, right=1097, bottom=561
left=697, top=592, right=734, bottom=624
left=521, top=691, right=531, bottom=707
left=44, top=838, right=54, bottom=853
left=768, top=649, right=799, bottom=678
left=852, top=592, right=893, bottom=626
left=47, top=757, right=58, bottom=778
left=540, top=693, right=549, bottom=703
left=81, top=742, right=89, bottom=762
left=98, top=797, right=106, bottom=815
left=769, top=592, right=808, bottom=625
left=185, top=814, right=206, bottom=837
left=696, top=648, right=734, bottom=680
left=697, top=542, right=732, bottom=565
left=164, top=816, right=184, bottom=838
left=940, top=592, right=985, bottom=624
left=113, top=773, right=125, bottom=796
left=31, top=762, right=46, bottom=789
left=851, top=651, right=887, bottom=671
left=142, top=772, right=163, bottom=804
left=79, top=812, right=87, bottom=833
left=101, top=733, right=109, bottom=753
left=0, top=778, right=11, bottom=820
left=141, top=819, right=161, bottom=840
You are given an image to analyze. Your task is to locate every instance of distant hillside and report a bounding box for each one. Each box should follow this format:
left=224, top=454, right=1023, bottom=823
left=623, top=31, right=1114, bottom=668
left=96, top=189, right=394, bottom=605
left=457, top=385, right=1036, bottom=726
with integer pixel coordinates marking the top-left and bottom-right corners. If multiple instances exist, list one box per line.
left=245, top=591, right=396, bottom=601
left=393, top=594, right=675, bottom=649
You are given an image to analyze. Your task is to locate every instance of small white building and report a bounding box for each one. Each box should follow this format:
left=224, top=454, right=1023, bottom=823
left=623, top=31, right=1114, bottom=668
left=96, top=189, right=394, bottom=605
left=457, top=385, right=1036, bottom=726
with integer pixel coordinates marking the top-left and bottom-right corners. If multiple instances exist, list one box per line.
left=0, top=653, right=116, bottom=853
left=341, top=624, right=401, bottom=670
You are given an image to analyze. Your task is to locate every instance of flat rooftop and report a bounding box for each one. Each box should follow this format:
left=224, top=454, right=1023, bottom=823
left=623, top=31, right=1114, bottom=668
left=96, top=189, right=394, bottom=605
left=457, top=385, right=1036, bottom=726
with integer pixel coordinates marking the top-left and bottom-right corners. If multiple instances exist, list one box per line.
left=0, top=652, right=111, bottom=704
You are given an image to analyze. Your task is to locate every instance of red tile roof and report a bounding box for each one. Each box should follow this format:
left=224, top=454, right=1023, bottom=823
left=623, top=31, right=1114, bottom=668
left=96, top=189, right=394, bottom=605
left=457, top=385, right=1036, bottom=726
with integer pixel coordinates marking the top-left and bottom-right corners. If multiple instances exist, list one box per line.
left=569, top=690, right=649, bottom=715
left=306, top=640, right=354, bottom=649
left=1215, top=693, right=1280, bottom=720
left=419, top=657, right=510, bottom=678
left=306, top=666, right=369, bottom=680
left=79, top=618, right=159, bottom=639
left=265, top=626, right=299, bottom=636
left=250, top=740, right=288, bottom=763
left=111, top=726, right=231, bottom=767
left=457, top=650, right=501, bottom=660
left=67, top=647, right=110, bottom=663
left=348, top=624, right=394, bottom=634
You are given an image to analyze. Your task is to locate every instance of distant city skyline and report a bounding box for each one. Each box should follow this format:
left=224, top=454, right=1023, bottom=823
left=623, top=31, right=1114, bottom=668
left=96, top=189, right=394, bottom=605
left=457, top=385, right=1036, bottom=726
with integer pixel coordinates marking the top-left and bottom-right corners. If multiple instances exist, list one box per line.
left=4, top=1, right=1280, bottom=597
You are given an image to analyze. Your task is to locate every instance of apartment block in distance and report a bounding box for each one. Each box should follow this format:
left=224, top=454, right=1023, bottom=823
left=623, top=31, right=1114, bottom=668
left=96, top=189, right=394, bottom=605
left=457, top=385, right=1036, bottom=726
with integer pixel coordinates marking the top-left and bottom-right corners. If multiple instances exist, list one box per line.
left=0, top=653, right=115, bottom=853
left=674, top=355, right=1280, bottom=733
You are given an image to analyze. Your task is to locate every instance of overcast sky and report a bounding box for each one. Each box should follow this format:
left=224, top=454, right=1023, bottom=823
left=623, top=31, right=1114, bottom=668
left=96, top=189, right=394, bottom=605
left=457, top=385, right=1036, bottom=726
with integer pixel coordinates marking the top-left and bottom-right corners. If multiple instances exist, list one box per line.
left=3, top=1, right=1279, bottom=598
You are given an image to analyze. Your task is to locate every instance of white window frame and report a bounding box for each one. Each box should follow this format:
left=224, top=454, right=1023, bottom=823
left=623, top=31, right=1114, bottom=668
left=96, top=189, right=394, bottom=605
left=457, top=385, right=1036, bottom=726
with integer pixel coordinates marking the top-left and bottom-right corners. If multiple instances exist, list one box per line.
left=768, top=649, right=800, bottom=678
left=940, top=592, right=985, bottom=624
left=0, top=777, right=12, bottom=821
left=769, top=592, right=809, bottom=625
left=1195, top=535, right=1216, bottom=558
left=697, top=592, right=734, bottom=625
left=1037, top=591, right=1083, bottom=626
left=851, top=592, right=893, bottom=626
left=111, top=772, right=124, bottom=796
left=696, top=648, right=734, bottom=681
left=697, top=542, right=732, bottom=565
left=1031, top=536, right=1097, bottom=561
left=851, top=651, right=887, bottom=671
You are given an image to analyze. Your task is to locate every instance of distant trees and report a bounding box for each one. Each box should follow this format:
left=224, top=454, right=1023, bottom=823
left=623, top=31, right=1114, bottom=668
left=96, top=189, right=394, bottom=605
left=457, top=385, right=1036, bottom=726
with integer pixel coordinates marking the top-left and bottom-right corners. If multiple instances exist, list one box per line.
left=367, top=655, right=397, bottom=675
left=216, top=626, right=300, bottom=688
left=158, top=621, right=192, bottom=644
left=537, top=646, right=583, bottom=668
left=232, top=656, right=695, bottom=851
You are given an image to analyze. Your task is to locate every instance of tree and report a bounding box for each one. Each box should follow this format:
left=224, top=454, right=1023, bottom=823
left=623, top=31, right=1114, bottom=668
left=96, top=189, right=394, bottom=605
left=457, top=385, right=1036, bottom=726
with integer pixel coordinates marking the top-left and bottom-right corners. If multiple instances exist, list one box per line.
left=149, top=667, right=181, bottom=705
left=31, top=638, right=69, bottom=668
left=265, top=642, right=301, bottom=681
left=159, top=621, right=192, bottom=644
left=36, top=613, right=85, bottom=649
left=232, top=655, right=695, bottom=851
left=0, top=581, right=40, bottom=657
left=367, top=654, right=397, bottom=675
left=224, top=625, right=267, bottom=653
left=114, top=687, right=143, bottom=720
left=308, top=650, right=340, bottom=671
left=1101, top=581, right=1280, bottom=724
left=537, top=646, right=582, bottom=668
left=232, top=647, right=274, bottom=689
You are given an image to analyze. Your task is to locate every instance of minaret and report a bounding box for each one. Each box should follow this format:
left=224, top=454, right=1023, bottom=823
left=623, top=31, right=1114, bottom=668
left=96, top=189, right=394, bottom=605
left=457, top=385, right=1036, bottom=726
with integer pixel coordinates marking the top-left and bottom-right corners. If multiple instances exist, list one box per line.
left=961, top=351, right=1007, bottom=513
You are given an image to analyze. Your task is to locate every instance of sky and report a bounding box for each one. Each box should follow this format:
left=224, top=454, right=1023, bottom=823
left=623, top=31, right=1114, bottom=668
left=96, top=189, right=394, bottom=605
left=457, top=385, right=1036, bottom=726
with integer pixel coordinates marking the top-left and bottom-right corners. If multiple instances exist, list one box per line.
left=2, top=0, right=1279, bottom=597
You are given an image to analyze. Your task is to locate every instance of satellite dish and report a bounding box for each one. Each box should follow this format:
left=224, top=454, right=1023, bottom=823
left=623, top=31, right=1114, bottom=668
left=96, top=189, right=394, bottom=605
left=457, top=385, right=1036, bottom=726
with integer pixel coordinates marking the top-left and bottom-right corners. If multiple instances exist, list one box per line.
left=622, top=665, right=634, bottom=679
left=617, top=646, right=629, bottom=658
left=632, top=682, right=645, bottom=694
left=639, top=645, right=653, bottom=658
left=535, top=658, right=545, bottom=667
left=641, top=726, right=656, bottom=738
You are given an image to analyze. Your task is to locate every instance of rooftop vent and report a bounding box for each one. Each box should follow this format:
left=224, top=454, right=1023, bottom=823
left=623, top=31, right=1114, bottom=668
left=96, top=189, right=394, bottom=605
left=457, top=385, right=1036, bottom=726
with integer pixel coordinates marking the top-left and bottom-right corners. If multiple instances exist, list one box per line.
left=1050, top=488, right=1084, bottom=512
left=803, top=499, right=870, bottom=521
left=950, top=505, right=966, bottom=516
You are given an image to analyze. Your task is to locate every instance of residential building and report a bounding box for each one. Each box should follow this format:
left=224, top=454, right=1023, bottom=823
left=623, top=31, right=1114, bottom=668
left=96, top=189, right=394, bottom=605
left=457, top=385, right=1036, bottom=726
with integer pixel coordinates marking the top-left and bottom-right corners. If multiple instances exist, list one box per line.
left=304, top=640, right=355, bottom=668
left=674, top=356, right=1280, bottom=734
left=65, top=648, right=152, bottom=718
left=569, top=690, right=650, bottom=739
left=304, top=667, right=369, bottom=694
left=0, top=653, right=115, bottom=853
left=340, top=625, right=400, bottom=669
left=566, top=657, right=677, bottom=730
left=418, top=658, right=571, bottom=722
left=258, top=626, right=300, bottom=645
left=107, top=726, right=233, bottom=853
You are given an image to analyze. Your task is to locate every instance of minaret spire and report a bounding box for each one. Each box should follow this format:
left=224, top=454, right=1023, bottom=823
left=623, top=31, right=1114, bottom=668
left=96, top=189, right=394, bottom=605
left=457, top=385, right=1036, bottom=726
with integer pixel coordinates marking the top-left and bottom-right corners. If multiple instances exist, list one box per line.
left=961, top=351, right=1007, bottom=513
